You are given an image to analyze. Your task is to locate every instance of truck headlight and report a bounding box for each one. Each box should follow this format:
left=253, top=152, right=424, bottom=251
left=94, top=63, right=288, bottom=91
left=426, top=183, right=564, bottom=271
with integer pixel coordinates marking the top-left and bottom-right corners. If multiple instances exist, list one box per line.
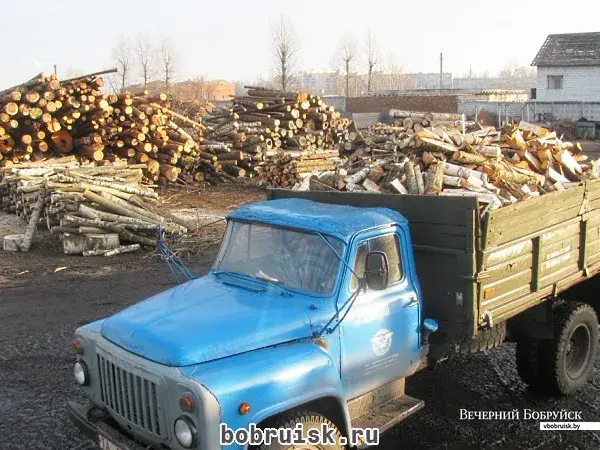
left=174, top=416, right=197, bottom=448
left=73, top=361, right=89, bottom=386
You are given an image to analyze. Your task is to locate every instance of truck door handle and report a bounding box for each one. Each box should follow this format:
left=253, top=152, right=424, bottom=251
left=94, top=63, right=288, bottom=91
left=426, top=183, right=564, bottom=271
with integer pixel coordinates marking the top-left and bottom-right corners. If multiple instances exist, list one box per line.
left=406, top=297, right=419, bottom=307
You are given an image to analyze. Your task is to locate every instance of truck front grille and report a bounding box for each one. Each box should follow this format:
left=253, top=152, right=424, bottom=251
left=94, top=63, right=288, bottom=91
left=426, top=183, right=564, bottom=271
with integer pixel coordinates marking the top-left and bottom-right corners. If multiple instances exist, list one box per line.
left=97, top=354, right=165, bottom=438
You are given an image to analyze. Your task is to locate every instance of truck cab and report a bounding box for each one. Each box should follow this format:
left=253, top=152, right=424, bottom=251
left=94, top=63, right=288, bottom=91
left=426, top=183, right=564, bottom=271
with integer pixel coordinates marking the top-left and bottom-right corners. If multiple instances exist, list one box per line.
left=69, top=198, right=433, bottom=450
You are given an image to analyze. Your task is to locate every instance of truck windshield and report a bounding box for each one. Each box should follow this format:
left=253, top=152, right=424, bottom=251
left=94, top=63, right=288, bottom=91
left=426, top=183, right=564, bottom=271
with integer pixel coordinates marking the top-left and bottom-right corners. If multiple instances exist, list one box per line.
left=213, top=221, right=344, bottom=295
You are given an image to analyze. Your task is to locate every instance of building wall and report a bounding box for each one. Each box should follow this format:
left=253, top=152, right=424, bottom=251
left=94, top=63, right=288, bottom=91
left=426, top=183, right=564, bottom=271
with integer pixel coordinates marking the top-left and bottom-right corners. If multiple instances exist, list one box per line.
left=459, top=100, right=600, bottom=122
left=453, top=77, right=536, bottom=91
left=347, top=95, right=459, bottom=114
left=536, top=66, right=600, bottom=101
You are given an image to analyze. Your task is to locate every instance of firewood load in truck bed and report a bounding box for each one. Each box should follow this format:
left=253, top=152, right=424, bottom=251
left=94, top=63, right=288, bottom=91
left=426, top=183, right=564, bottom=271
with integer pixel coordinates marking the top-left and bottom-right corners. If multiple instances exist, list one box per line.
left=292, top=114, right=600, bottom=212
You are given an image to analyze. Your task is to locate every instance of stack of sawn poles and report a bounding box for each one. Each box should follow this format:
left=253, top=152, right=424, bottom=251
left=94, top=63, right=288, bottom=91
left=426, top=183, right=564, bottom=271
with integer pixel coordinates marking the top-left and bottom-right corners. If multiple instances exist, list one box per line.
left=201, top=87, right=351, bottom=182
left=0, top=70, right=237, bottom=185
left=0, top=156, right=192, bottom=255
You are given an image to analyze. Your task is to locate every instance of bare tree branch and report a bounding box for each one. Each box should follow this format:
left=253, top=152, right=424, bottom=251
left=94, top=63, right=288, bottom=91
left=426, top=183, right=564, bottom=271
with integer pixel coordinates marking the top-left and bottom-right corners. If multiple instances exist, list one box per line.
left=271, top=14, right=299, bottom=92
left=111, top=36, right=132, bottom=92
left=365, top=30, right=378, bottom=95
left=135, top=34, right=156, bottom=88
left=498, top=59, right=536, bottom=79
left=160, top=38, right=179, bottom=93
left=338, top=35, right=357, bottom=101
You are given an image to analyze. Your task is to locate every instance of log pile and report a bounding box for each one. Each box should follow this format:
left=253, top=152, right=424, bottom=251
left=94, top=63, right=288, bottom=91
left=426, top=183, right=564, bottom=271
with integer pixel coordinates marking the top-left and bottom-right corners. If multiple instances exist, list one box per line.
left=257, top=151, right=341, bottom=188
left=299, top=115, right=600, bottom=212
left=202, top=87, right=351, bottom=182
left=0, top=157, right=192, bottom=254
left=0, top=70, right=231, bottom=185
left=342, top=110, right=468, bottom=155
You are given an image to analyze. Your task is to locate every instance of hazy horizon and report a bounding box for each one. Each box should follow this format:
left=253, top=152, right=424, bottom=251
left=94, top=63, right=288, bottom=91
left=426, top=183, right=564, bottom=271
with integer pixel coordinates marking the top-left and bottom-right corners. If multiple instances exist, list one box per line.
left=3, top=0, right=599, bottom=88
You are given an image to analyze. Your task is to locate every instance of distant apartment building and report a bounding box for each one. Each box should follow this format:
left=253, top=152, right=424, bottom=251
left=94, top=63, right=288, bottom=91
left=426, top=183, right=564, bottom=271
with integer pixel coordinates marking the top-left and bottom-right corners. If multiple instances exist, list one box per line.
left=299, top=71, right=453, bottom=96
left=406, top=72, right=453, bottom=90
left=300, top=71, right=343, bottom=95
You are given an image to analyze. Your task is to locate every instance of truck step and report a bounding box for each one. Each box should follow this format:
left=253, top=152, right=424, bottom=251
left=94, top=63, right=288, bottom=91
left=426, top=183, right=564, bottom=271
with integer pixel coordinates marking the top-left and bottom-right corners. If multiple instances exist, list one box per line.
left=351, top=394, right=424, bottom=447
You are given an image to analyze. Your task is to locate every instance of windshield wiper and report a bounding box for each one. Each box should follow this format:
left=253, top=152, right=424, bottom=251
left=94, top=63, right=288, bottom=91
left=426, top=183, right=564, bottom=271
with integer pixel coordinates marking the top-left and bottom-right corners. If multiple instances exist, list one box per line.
left=254, top=274, right=294, bottom=297
left=214, top=269, right=294, bottom=296
left=315, top=232, right=365, bottom=337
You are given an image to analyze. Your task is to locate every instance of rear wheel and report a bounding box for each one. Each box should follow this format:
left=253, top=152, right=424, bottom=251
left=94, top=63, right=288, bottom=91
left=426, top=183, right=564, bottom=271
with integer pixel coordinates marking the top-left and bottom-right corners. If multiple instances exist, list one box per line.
left=455, top=322, right=506, bottom=355
left=538, top=302, right=598, bottom=396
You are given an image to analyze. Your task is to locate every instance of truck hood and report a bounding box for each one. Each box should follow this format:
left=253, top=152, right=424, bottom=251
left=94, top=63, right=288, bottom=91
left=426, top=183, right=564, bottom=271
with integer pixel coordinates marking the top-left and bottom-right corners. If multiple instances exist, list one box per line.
left=100, top=273, right=315, bottom=366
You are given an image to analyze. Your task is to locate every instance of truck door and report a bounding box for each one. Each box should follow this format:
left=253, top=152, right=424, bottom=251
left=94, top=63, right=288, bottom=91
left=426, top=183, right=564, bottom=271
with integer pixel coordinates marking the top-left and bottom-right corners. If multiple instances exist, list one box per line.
left=339, top=228, right=421, bottom=400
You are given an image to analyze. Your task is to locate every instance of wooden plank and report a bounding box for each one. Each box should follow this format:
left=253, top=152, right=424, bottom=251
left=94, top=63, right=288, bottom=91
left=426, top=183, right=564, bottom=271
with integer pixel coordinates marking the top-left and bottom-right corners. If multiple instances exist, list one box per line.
left=483, top=240, right=532, bottom=267
left=482, top=253, right=533, bottom=281
left=480, top=270, right=534, bottom=309
left=485, top=205, right=583, bottom=247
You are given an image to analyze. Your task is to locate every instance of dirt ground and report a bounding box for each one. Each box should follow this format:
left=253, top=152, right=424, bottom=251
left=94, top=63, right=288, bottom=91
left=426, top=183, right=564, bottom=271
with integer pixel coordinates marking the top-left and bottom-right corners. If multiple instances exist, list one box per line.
left=1, top=184, right=599, bottom=450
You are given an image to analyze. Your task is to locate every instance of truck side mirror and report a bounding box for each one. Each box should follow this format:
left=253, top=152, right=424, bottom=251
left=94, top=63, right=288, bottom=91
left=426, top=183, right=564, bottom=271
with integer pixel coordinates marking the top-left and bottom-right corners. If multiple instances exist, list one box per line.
left=365, top=251, right=389, bottom=290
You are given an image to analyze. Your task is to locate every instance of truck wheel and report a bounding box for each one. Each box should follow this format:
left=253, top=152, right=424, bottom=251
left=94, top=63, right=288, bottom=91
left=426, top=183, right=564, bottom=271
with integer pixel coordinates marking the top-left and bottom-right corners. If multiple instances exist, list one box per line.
left=253, top=410, right=345, bottom=450
left=515, top=339, right=541, bottom=387
left=538, top=302, right=599, bottom=396
left=455, top=322, right=506, bottom=355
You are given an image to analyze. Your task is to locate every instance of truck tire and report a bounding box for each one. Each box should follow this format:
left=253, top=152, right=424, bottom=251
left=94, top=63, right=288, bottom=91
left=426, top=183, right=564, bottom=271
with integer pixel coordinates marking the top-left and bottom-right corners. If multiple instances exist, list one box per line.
left=253, top=410, right=345, bottom=450
left=538, top=302, right=599, bottom=396
left=515, top=339, right=541, bottom=387
left=455, top=322, right=506, bottom=355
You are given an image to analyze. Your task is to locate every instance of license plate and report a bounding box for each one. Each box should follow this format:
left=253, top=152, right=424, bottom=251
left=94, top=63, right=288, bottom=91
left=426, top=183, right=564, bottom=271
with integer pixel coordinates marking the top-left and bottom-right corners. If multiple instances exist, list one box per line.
left=98, top=434, right=123, bottom=450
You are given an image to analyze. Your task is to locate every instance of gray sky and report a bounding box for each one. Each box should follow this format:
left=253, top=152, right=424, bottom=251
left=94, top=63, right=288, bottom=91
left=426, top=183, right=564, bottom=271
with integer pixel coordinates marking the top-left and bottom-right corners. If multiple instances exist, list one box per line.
left=3, top=0, right=599, bottom=88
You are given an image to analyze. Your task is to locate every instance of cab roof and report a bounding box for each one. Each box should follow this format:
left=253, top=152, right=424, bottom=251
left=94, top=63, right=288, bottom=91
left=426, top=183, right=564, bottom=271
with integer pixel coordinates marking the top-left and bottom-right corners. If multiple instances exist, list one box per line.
left=227, top=198, right=407, bottom=243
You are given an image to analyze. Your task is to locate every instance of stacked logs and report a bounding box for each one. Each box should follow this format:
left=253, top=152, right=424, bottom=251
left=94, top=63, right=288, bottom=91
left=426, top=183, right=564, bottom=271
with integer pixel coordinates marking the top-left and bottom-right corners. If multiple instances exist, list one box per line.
left=257, top=151, right=340, bottom=188
left=300, top=116, right=600, bottom=212
left=0, top=70, right=229, bottom=184
left=341, top=110, right=468, bottom=155
left=202, top=87, right=351, bottom=181
left=0, top=156, right=192, bottom=254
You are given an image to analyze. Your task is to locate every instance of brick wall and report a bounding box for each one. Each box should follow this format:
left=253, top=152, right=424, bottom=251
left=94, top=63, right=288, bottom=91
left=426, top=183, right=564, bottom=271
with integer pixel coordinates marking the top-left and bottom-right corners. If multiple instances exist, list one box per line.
left=346, top=95, right=459, bottom=114
left=536, top=66, right=600, bottom=102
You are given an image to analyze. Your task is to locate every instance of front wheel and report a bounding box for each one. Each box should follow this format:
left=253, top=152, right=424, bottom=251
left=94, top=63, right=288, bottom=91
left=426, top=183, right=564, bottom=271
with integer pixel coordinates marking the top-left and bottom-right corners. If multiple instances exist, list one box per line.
left=538, top=302, right=599, bottom=396
left=252, top=410, right=345, bottom=450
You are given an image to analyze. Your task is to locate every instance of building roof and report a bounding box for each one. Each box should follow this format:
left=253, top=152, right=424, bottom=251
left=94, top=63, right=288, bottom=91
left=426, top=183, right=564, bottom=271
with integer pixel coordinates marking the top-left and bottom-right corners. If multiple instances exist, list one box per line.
left=532, top=32, right=600, bottom=67
left=228, top=198, right=406, bottom=243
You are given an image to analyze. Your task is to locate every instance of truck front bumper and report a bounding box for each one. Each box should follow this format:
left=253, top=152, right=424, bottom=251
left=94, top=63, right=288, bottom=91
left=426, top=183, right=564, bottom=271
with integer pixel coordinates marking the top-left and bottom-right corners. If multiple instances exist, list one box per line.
left=67, top=400, right=149, bottom=450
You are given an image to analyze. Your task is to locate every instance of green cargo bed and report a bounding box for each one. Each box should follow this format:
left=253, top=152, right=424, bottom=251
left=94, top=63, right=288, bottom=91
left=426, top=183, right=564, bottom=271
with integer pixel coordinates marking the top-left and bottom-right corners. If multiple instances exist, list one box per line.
left=268, top=179, right=600, bottom=341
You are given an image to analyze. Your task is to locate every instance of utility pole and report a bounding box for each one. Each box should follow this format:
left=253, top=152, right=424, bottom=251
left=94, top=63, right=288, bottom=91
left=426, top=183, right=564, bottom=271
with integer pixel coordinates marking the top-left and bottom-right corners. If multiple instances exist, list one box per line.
left=469, top=64, right=472, bottom=78
left=54, top=64, right=57, bottom=77
left=439, top=52, right=443, bottom=90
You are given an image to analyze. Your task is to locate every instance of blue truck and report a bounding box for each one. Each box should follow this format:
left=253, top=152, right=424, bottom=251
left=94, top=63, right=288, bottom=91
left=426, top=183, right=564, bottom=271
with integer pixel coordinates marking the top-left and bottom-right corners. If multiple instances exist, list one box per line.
left=69, top=186, right=600, bottom=449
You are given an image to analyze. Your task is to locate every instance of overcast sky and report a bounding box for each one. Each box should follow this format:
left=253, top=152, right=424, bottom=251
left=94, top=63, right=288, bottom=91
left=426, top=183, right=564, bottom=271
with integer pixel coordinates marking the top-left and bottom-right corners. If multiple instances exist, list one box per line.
left=3, top=0, right=599, bottom=88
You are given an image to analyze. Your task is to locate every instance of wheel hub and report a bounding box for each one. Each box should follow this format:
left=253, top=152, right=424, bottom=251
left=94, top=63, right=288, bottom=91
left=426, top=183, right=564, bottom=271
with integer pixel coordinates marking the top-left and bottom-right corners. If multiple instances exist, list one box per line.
left=565, top=323, right=592, bottom=379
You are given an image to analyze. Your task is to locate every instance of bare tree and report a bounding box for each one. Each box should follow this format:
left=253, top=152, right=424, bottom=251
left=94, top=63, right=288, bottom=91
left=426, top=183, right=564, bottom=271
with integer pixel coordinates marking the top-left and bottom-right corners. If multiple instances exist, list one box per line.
left=135, top=34, right=156, bottom=88
left=271, top=14, right=299, bottom=92
left=365, top=30, right=378, bottom=95
left=338, top=35, right=357, bottom=101
left=385, top=52, right=408, bottom=91
left=160, top=38, right=178, bottom=92
left=111, top=36, right=133, bottom=92
left=499, top=59, right=536, bottom=79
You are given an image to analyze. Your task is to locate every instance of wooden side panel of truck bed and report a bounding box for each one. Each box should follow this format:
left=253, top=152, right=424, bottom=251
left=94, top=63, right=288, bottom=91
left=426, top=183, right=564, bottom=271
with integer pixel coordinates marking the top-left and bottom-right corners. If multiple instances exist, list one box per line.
left=479, top=179, right=600, bottom=327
